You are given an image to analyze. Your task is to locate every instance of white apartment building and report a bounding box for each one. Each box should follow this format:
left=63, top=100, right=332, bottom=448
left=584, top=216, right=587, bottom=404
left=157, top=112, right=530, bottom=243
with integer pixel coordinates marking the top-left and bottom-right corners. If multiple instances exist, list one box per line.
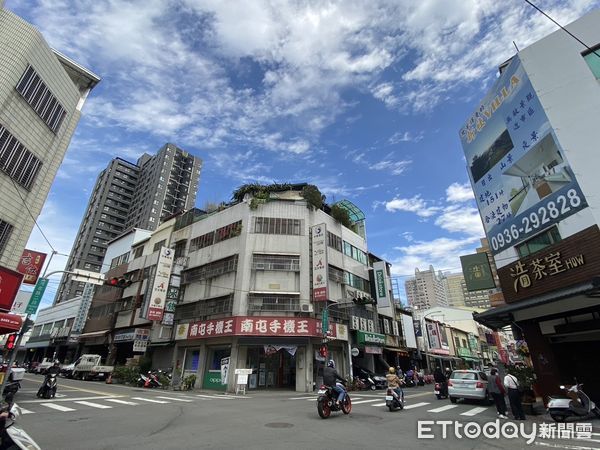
left=405, top=265, right=449, bottom=309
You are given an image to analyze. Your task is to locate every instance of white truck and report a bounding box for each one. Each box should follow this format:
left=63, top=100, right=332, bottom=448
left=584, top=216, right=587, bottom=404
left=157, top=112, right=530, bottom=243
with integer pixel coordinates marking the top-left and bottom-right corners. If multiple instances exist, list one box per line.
left=70, top=355, right=114, bottom=381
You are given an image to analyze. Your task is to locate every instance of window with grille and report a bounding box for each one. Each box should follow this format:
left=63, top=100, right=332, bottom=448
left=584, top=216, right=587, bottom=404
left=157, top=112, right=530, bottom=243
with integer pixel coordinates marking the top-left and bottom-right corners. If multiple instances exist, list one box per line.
left=253, top=217, right=302, bottom=235
left=15, top=65, right=67, bottom=133
left=153, top=239, right=166, bottom=252
left=214, top=221, right=242, bottom=243
left=328, top=265, right=344, bottom=283
left=327, top=232, right=342, bottom=252
left=189, top=231, right=214, bottom=252
left=174, top=294, right=234, bottom=320
left=252, top=254, right=300, bottom=271
left=0, top=124, right=42, bottom=190
left=182, top=255, right=239, bottom=284
left=0, top=219, right=13, bottom=256
left=247, top=294, right=300, bottom=313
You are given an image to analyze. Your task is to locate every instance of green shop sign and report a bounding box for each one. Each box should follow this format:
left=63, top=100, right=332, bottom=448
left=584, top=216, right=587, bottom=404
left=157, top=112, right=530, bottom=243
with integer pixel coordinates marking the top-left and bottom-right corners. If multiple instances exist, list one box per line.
left=203, top=370, right=226, bottom=391
left=457, top=347, right=472, bottom=357
left=356, top=331, right=385, bottom=346
left=376, top=269, right=386, bottom=298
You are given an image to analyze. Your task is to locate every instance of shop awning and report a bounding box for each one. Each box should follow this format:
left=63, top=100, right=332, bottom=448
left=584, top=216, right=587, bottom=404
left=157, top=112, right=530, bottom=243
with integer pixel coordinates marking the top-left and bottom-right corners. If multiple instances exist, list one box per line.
left=474, top=280, right=596, bottom=329
left=384, top=347, right=409, bottom=356
left=25, top=340, right=50, bottom=349
left=77, top=330, right=109, bottom=339
left=0, top=313, right=22, bottom=335
left=460, top=356, right=481, bottom=362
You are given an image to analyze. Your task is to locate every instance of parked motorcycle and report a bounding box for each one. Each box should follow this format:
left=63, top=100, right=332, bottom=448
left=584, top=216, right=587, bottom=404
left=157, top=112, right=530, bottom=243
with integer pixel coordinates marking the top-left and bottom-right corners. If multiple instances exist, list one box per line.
left=547, top=383, right=600, bottom=422
left=1, top=392, right=42, bottom=449
left=385, top=388, right=404, bottom=412
left=316, top=383, right=352, bottom=419
left=434, top=382, right=448, bottom=400
left=139, top=371, right=162, bottom=388
left=36, top=372, right=57, bottom=399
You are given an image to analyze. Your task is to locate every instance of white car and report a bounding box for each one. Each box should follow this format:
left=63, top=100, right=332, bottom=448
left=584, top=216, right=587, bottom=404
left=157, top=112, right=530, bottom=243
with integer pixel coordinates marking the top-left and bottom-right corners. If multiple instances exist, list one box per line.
left=448, top=370, right=493, bottom=404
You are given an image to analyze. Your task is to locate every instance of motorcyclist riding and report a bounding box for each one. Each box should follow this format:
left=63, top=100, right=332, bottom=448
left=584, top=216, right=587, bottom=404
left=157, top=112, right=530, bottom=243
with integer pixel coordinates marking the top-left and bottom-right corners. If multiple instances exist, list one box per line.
left=386, top=367, right=404, bottom=400
left=47, top=361, right=60, bottom=376
left=434, top=366, right=448, bottom=397
left=323, top=360, right=346, bottom=406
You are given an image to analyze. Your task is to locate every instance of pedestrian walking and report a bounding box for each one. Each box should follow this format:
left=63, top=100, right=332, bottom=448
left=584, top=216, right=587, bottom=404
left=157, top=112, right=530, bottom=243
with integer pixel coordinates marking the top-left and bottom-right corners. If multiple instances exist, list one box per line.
left=488, top=368, right=507, bottom=419
left=504, top=372, right=526, bottom=420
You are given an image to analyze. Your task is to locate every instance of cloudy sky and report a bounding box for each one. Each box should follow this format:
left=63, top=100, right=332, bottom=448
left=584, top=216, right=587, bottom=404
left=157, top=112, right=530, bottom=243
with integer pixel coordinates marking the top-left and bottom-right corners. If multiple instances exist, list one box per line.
left=8, top=0, right=598, bottom=305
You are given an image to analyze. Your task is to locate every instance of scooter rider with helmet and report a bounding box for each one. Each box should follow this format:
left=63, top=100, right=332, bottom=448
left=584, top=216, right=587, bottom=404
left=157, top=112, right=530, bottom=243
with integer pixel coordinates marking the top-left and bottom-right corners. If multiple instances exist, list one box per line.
left=386, top=367, right=404, bottom=401
left=323, top=360, right=346, bottom=407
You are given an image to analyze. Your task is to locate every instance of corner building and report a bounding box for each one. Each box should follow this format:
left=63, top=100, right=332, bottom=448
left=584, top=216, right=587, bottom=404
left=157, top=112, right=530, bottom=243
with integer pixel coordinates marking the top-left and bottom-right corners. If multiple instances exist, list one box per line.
left=168, top=186, right=373, bottom=392
left=461, top=11, right=600, bottom=402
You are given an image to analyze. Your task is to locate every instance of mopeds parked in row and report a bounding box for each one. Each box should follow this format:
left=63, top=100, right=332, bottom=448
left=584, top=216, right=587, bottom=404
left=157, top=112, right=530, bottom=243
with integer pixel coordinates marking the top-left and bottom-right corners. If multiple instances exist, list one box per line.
left=547, top=383, right=600, bottom=422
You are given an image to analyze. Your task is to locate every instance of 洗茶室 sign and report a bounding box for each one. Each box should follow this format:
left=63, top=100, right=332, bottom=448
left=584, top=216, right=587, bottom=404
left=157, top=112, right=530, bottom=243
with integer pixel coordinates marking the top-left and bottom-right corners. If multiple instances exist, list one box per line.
left=460, top=252, right=496, bottom=291
left=459, top=55, right=588, bottom=255
left=311, top=224, right=328, bottom=301
left=147, top=246, right=174, bottom=321
left=356, top=331, right=385, bottom=346
left=498, top=225, right=600, bottom=303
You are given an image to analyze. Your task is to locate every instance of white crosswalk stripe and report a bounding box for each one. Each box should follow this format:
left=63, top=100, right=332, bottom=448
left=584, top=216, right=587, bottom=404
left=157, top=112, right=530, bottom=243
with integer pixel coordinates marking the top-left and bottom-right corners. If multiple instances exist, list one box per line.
left=403, top=402, right=430, bottom=410
left=156, top=396, right=193, bottom=402
left=351, top=399, right=381, bottom=405
left=105, top=399, right=139, bottom=406
left=460, top=407, right=488, bottom=416
left=289, top=396, right=315, bottom=400
left=40, top=403, right=76, bottom=412
left=132, top=397, right=169, bottom=404
left=428, top=404, right=460, bottom=413
left=371, top=403, right=387, bottom=407
left=195, top=394, right=233, bottom=400
left=14, top=404, right=35, bottom=415
left=75, top=401, right=112, bottom=409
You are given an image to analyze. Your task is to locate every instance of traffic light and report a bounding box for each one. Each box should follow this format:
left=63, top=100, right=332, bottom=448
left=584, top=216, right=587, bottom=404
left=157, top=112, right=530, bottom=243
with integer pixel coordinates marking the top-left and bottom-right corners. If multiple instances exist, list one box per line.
left=105, top=277, right=133, bottom=288
left=319, top=344, right=328, bottom=358
left=4, top=333, right=17, bottom=351
left=352, top=296, right=376, bottom=306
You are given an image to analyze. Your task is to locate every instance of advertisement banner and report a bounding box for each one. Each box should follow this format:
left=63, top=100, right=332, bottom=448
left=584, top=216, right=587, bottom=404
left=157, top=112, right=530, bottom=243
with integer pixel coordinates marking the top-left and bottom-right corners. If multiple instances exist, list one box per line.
left=16, top=250, right=47, bottom=285
left=460, top=56, right=588, bottom=255
left=460, top=252, right=496, bottom=291
left=310, top=224, right=328, bottom=301
left=147, top=246, right=174, bottom=321
left=220, top=357, right=230, bottom=385
left=356, top=330, right=385, bottom=346
left=372, top=261, right=390, bottom=307
left=413, top=319, right=422, bottom=337
left=426, top=321, right=441, bottom=350
left=10, top=291, right=31, bottom=314
left=0, top=266, right=23, bottom=311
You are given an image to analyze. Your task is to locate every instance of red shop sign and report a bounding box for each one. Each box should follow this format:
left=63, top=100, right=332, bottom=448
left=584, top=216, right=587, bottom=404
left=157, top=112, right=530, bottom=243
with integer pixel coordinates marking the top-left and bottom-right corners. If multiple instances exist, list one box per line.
left=16, top=249, right=47, bottom=285
left=0, top=266, right=24, bottom=312
left=187, top=316, right=321, bottom=339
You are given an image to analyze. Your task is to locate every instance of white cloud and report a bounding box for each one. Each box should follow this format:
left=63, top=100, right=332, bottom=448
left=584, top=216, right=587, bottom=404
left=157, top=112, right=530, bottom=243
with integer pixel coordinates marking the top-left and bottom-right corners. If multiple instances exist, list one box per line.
left=384, top=195, right=440, bottom=217
left=446, top=182, right=475, bottom=202
left=371, top=158, right=412, bottom=176
left=435, top=204, right=484, bottom=236
left=388, top=131, right=424, bottom=144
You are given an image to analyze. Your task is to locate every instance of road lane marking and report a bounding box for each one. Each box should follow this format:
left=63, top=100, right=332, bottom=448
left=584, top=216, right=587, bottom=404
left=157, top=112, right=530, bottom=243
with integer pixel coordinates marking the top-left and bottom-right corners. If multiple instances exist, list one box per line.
left=403, top=402, right=430, bottom=410
left=75, top=401, right=113, bottom=409
left=460, top=407, right=488, bottom=416
left=132, top=397, right=169, bottom=404
left=40, top=403, right=76, bottom=412
left=20, top=395, right=123, bottom=404
left=217, top=394, right=251, bottom=399
left=428, top=404, right=460, bottom=413
left=350, top=399, right=380, bottom=405
left=289, top=396, right=315, bottom=400
left=105, top=399, right=139, bottom=405
left=22, top=377, right=115, bottom=396
left=13, top=403, right=34, bottom=414
left=195, top=394, right=233, bottom=400
left=371, top=403, right=387, bottom=407
left=156, top=396, right=193, bottom=402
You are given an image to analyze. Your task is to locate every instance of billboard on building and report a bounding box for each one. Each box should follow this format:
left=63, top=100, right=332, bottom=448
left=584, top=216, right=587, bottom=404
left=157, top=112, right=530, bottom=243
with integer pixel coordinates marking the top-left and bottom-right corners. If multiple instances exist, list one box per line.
left=147, top=246, right=174, bottom=321
left=311, top=224, right=328, bottom=301
left=426, top=321, right=441, bottom=349
left=460, top=252, right=495, bottom=291
left=372, top=261, right=390, bottom=307
left=16, top=249, right=47, bottom=285
left=459, top=55, right=588, bottom=255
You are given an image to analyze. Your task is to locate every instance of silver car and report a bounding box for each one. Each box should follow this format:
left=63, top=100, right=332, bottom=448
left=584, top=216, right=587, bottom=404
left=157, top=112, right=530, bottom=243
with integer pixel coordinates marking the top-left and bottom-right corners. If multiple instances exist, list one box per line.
left=448, top=370, right=493, bottom=404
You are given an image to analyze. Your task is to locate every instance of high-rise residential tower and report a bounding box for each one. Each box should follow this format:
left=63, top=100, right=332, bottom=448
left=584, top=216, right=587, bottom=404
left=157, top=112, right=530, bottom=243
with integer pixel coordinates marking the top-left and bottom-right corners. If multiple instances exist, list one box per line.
left=55, top=143, right=201, bottom=302
left=404, top=265, right=449, bottom=310
left=0, top=7, right=100, bottom=270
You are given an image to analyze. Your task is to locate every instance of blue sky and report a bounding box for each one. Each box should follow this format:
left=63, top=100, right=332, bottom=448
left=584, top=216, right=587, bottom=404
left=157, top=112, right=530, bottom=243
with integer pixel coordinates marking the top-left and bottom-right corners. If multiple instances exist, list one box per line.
left=8, top=0, right=598, bottom=307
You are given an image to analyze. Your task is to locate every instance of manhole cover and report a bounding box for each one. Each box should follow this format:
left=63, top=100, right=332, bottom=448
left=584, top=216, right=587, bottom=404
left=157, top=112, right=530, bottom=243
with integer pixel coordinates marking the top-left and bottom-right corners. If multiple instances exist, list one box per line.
left=265, top=423, right=294, bottom=429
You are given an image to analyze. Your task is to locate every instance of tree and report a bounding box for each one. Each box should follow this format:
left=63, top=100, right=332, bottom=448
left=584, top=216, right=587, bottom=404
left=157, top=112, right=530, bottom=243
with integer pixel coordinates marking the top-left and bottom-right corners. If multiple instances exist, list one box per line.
left=331, top=204, right=352, bottom=228
left=301, top=184, right=325, bottom=210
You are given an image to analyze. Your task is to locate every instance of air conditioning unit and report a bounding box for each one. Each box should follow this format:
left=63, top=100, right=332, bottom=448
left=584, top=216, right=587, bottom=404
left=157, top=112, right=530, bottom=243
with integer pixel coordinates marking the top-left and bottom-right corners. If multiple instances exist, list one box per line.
left=301, top=304, right=313, bottom=313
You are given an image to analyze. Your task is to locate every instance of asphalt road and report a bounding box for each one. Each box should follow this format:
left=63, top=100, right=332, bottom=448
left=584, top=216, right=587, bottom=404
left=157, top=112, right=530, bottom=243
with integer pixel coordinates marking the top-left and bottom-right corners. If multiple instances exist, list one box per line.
left=9, top=375, right=600, bottom=450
